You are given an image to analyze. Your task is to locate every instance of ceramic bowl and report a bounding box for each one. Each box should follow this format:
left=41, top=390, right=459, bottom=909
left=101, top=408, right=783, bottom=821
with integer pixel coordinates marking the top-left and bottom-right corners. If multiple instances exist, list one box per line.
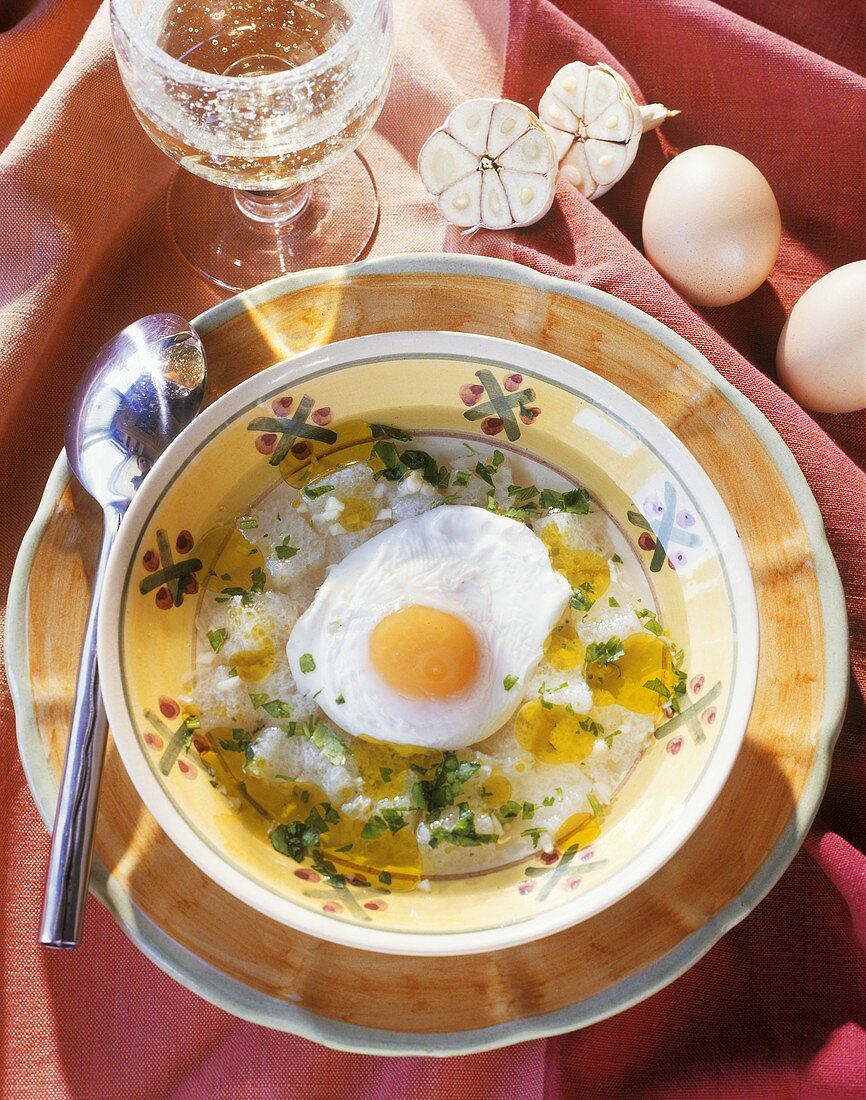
left=97, top=330, right=759, bottom=955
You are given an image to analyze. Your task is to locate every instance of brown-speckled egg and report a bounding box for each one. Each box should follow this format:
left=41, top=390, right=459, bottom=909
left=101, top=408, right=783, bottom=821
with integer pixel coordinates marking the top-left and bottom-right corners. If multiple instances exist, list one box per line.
left=642, top=146, right=781, bottom=307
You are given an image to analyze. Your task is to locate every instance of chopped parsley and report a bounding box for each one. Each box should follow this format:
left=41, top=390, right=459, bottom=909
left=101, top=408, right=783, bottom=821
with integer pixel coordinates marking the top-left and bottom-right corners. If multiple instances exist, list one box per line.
left=274, top=538, right=299, bottom=561
left=369, top=423, right=413, bottom=441
left=497, top=800, right=521, bottom=823
left=308, top=721, right=351, bottom=766
left=238, top=517, right=258, bottom=530
left=249, top=694, right=294, bottom=719
left=474, top=449, right=505, bottom=486
left=303, top=484, right=335, bottom=500
left=378, top=870, right=393, bottom=885
left=411, top=752, right=480, bottom=812
left=379, top=767, right=393, bottom=783
left=427, top=803, right=498, bottom=849
left=216, top=565, right=267, bottom=606
left=521, top=827, right=545, bottom=848
left=644, top=677, right=672, bottom=699
left=219, top=728, right=252, bottom=754
left=539, top=487, right=591, bottom=514
left=636, top=608, right=664, bottom=636
left=335, top=693, right=345, bottom=705
left=570, top=583, right=595, bottom=612
left=299, top=652, right=316, bottom=674
left=584, top=637, right=625, bottom=667
left=587, top=792, right=605, bottom=819
left=608, top=596, right=620, bottom=608
left=371, top=441, right=449, bottom=488
left=503, top=674, right=518, bottom=691
left=611, top=553, right=623, bottom=564
left=206, top=627, right=228, bottom=653
left=453, top=470, right=471, bottom=487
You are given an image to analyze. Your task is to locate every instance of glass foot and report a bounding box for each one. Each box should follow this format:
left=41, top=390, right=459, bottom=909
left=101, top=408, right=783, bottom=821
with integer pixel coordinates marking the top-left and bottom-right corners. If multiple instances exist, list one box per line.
left=166, top=152, right=378, bottom=292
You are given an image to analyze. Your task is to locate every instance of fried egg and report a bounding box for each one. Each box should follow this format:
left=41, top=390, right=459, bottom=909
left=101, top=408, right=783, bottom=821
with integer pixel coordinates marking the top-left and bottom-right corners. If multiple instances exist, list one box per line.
left=286, top=506, right=571, bottom=749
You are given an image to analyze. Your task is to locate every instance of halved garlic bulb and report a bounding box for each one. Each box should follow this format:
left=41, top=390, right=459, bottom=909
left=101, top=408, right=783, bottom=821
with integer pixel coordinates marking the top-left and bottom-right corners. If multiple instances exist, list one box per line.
left=539, top=61, right=677, bottom=201
left=418, top=98, right=558, bottom=231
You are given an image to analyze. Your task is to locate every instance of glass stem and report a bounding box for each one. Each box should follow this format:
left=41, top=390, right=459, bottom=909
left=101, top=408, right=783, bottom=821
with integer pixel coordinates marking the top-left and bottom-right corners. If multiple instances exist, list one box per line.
left=233, top=184, right=312, bottom=226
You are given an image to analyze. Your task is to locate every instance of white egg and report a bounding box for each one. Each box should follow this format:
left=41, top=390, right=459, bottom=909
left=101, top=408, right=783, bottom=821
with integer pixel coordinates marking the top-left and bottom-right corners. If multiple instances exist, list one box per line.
left=776, top=260, right=866, bottom=414
left=286, top=506, right=571, bottom=750
left=642, top=145, right=781, bottom=307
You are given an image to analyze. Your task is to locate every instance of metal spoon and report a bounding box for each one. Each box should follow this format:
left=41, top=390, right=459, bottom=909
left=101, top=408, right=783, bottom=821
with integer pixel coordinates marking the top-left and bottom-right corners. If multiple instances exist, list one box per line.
left=39, top=314, right=207, bottom=949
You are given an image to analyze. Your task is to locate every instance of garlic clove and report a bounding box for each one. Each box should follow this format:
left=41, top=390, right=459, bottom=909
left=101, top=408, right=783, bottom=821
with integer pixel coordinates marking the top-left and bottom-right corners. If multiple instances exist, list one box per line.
left=548, top=62, right=589, bottom=117
left=419, top=97, right=558, bottom=230
left=538, top=86, right=579, bottom=134
left=498, top=128, right=556, bottom=174
left=480, top=170, right=513, bottom=229
left=585, top=138, right=630, bottom=186
left=539, top=59, right=677, bottom=201
left=586, top=99, right=633, bottom=143
left=446, top=99, right=495, bottom=156
left=417, top=130, right=479, bottom=196
left=560, top=143, right=596, bottom=198
left=438, top=171, right=483, bottom=227
left=487, top=99, right=532, bottom=158
left=500, top=169, right=556, bottom=224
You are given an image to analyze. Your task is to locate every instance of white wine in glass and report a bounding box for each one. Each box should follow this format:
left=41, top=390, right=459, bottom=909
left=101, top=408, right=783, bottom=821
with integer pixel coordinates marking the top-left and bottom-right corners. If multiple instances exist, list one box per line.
left=111, top=0, right=394, bottom=290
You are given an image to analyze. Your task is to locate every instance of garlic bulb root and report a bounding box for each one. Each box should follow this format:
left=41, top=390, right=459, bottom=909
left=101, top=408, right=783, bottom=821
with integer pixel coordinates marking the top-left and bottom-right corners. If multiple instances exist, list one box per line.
left=539, top=61, right=677, bottom=200
left=418, top=98, right=558, bottom=231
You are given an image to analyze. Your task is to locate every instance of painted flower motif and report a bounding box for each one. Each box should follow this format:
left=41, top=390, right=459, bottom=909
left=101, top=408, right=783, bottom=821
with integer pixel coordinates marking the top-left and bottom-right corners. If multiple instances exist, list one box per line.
left=540, top=849, right=560, bottom=866
left=363, top=899, right=388, bottom=912
left=177, top=759, right=197, bottom=780
left=272, top=395, right=294, bottom=416
left=518, top=880, right=535, bottom=895
left=139, top=530, right=203, bottom=610
left=677, top=509, right=696, bottom=528
left=667, top=736, right=684, bottom=755
left=459, top=383, right=485, bottom=406
left=144, top=731, right=164, bottom=751
left=579, top=848, right=596, bottom=863
left=690, top=674, right=705, bottom=695
left=255, top=433, right=277, bottom=455
left=159, top=696, right=180, bottom=720
left=311, top=406, right=332, bottom=426
left=460, top=368, right=540, bottom=442
left=565, top=876, right=582, bottom=891
left=322, top=901, right=343, bottom=914
left=294, top=868, right=321, bottom=883
left=628, top=482, right=702, bottom=573
left=702, top=706, right=717, bottom=725
left=481, top=417, right=504, bottom=435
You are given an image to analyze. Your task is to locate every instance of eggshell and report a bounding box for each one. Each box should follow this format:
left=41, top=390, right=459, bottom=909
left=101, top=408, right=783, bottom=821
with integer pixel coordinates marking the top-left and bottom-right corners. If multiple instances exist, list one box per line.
left=642, top=146, right=781, bottom=307
left=776, top=261, right=866, bottom=414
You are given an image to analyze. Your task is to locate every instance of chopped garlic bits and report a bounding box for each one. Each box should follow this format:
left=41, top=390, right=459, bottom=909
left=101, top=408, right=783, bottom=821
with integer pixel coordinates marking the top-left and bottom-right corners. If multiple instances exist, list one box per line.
left=418, top=98, right=558, bottom=231
left=539, top=61, right=676, bottom=201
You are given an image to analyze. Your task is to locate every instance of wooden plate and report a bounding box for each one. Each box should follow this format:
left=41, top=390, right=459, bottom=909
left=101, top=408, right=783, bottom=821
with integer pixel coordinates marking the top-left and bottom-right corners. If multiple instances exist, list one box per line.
left=7, top=254, right=847, bottom=1056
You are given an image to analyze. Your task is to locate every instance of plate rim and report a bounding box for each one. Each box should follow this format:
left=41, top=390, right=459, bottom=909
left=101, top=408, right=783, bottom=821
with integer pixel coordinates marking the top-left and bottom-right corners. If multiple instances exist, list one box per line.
left=6, top=252, right=849, bottom=1055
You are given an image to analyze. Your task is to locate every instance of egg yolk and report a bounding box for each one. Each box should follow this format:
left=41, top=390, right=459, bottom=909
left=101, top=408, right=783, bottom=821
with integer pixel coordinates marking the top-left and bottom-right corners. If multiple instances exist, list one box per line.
left=369, top=605, right=480, bottom=700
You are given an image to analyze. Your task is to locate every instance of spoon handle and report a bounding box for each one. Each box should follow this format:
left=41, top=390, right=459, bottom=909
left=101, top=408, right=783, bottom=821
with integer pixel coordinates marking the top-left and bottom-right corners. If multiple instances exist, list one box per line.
left=39, top=503, right=124, bottom=948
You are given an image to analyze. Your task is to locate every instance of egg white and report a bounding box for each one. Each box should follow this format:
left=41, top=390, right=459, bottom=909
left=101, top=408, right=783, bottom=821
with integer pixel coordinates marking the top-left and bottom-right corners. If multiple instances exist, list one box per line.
left=286, top=505, right=571, bottom=750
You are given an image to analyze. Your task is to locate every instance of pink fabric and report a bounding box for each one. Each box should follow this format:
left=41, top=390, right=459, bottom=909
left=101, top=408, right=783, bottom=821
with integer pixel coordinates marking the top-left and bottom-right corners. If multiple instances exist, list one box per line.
left=1, top=0, right=864, bottom=1096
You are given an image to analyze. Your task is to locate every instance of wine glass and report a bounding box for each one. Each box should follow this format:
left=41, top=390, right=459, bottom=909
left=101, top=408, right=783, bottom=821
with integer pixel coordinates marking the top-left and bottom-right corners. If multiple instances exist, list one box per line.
left=110, top=0, right=394, bottom=291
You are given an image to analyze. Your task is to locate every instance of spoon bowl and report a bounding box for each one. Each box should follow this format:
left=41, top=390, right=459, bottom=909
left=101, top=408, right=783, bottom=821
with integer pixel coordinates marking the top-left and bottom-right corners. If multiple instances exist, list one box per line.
left=40, top=314, right=206, bottom=949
